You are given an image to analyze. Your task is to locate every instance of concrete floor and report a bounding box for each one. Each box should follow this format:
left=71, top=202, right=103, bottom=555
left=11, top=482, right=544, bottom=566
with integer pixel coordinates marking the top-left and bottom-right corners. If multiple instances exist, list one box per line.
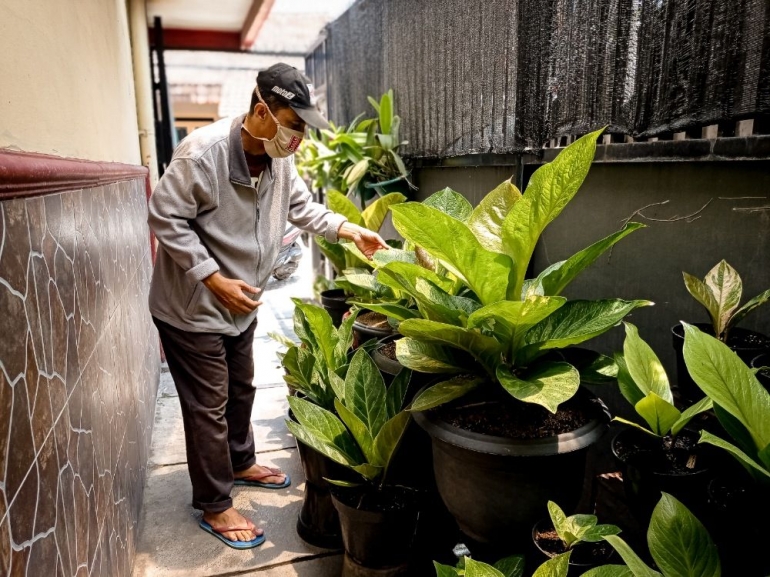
left=132, top=244, right=344, bottom=577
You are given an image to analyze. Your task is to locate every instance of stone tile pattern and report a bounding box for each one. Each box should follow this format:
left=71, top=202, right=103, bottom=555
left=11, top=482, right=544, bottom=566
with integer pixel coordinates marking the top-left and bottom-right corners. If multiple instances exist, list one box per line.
left=0, top=179, right=161, bottom=577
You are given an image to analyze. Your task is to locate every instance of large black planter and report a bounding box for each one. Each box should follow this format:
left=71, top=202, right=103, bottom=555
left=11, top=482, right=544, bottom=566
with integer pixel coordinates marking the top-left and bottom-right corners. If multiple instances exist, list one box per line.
left=353, top=315, right=394, bottom=348
left=611, top=427, right=712, bottom=524
left=412, top=388, right=610, bottom=547
left=672, top=323, right=770, bottom=402
left=331, top=486, right=420, bottom=575
left=321, top=288, right=351, bottom=328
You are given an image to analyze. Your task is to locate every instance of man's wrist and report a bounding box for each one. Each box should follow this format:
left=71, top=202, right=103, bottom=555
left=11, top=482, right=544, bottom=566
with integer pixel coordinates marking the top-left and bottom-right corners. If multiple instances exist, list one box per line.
left=202, top=271, right=221, bottom=288
left=337, top=221, right=359, bottom=240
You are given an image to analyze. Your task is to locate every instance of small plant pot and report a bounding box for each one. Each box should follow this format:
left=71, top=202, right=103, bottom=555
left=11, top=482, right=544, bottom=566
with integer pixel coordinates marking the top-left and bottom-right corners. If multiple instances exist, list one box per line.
left=331, top=485, right=420, bottom=572
left=611, top=427, right=712, bottom=524
left=532, top=518, right=614, bottom=574
left=352, top=312, right=394, bottom=348
left=672, top=323, right=770, bottom=402
left=750, top=352, right=770, bottom=391
left=321, top=288, right=351, bottom=328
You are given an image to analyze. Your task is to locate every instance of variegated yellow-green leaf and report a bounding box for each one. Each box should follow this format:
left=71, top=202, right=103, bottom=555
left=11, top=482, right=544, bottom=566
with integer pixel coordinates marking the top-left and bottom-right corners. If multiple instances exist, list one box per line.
left=410, top=375, right=485, bottom=411
left=361, top=192, right=406, bottom=231
left=335, top=399, right=378, bottom=465
left=468, top=180, right=522, bottom=253
left=327, top=189, right=364, bottom=225
left=704, top=259, right=742, bottom=337
left=395, top=338, right=470, bottom=374
left=622, top=322, right=672, bottom=403
left=603, top=536, right=662, bottom=577
left=634, top=392, right=681, bottom=436
left=497, top=361, right=580, bottom=413
left=423, top=187, right=473, bottom=221
left=344, top=349, right=388, bottom=437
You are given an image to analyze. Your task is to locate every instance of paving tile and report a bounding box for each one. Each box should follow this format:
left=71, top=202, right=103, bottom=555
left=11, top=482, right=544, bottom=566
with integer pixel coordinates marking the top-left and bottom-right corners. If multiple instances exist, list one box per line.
left=238, top=554, right=343, bottom=575
left=252, top=386, right=295, bottom=454
left=148, top=397, right=187, bottom=467
left=131, top=450, right=331, bottom=577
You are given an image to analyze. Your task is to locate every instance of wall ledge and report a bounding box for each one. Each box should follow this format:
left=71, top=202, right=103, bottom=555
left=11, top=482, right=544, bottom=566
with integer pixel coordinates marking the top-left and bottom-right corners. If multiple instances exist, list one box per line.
left=0, top=149, right=149, bottom=200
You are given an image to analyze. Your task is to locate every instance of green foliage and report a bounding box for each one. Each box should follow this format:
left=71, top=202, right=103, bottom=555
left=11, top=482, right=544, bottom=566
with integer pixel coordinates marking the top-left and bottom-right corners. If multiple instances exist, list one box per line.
left=613, top=323, right=712, bottom=437
left=286, top=348, right=413, bottom=486
left=547, top=501, right=620, bottom=549
left=603, top=492, right=721, bottom=577
left=682, top=323, right=770, bottom=483
left=384, top=130, right=648, bottom=413
left=683, top=260, right=770, bottom=342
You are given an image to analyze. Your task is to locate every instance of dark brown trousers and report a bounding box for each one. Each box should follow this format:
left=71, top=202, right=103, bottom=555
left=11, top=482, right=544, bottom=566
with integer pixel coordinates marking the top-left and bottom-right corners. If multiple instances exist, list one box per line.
left=153, top=317, right=258, bottom=513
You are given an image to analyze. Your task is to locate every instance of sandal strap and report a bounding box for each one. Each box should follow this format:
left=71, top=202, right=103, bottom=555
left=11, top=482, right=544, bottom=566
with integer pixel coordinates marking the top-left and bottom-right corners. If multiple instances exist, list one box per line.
left=208, top=524, right=257, bottom=534
left=240, top=467, right=285, bottom=481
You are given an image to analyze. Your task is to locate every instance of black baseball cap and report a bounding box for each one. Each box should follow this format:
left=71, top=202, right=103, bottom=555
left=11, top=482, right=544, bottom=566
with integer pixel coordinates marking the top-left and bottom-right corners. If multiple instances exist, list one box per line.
left=256, top=63, right=330, bottom=130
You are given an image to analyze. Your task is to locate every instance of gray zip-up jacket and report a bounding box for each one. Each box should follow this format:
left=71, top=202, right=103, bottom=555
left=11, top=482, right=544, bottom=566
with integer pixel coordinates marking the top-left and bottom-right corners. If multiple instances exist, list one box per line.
left=148, top=115, right=346, bottom=335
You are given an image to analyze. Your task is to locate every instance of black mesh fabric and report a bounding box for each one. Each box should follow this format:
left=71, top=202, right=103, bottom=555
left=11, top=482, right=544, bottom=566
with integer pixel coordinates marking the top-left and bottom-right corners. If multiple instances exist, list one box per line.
left=306, top=0, right=770, bottom=157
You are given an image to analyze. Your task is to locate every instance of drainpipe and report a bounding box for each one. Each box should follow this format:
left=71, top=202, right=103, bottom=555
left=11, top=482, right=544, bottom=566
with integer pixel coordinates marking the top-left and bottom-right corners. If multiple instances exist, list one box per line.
left=129, top=0, right=159, bottom=188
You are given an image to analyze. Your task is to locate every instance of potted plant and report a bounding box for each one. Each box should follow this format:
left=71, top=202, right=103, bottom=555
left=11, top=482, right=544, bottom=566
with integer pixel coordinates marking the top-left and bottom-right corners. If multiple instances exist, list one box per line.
left=682, top=323, right=770, bottom=575
left=673, top=260, right=770, bottom=402
left=434, top=552, right=628, bottom=577
left=532, top=501, right=620, bottom=573
left=610, top=323, right=714, bottom=521
left=286, top=348, right=418, bottom=575
left=602, top=492, right=721, bottom=577
left=380, top=129, right=649, bottom=545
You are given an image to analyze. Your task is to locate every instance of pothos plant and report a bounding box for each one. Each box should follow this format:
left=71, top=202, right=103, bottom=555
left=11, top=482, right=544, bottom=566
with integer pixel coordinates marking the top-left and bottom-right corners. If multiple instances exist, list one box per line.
left=286, top=348, right=413, bottom=487
left=683, top=260, right=770, bottom=342
left=682, top=323, right=770, bottom=484
left=614, top=323, right=713, bottom=437
left=379, top=129, right=651, bottom=413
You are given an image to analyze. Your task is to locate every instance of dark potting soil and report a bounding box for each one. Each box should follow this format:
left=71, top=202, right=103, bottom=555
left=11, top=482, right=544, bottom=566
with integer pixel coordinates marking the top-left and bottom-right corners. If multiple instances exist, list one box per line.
left=726, top=330, right=770, bottom=350
left=331, top=484, right=419, bottom=513
left=380, top=340, right=398, bottom=361
left=357, top=311, right=391, bottom=330
left=614, top=432, right=707, bottom=475
left=432, top=390, right=594, bottom=440
left=534, top=527, right=613, bottom=566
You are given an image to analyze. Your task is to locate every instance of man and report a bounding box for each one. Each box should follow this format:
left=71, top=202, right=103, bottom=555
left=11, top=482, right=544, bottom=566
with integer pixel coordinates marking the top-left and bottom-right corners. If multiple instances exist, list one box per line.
left=147, top=63, right=387, bottom=549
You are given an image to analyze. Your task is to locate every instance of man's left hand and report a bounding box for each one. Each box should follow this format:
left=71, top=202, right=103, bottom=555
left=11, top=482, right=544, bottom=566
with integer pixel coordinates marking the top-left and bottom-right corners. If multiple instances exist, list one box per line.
left=337, top=222, right=389, bottom=259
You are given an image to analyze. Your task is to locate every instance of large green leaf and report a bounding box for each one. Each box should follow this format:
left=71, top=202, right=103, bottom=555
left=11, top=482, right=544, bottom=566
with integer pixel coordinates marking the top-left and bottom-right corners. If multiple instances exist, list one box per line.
left=698, top=430, right=770, bottom=481
left=615, top=353, right=644, bottom=407
left=390, top=203, right=513, bottom=305
left=286, top=420, right=358, bottom=469
left=468, top=180, right=522, bottom=253
left=361, top=192, right=406, bottom=231
left=528, top=222, right=646, bottom=298
left=327, top=190, right=364, bottom=225
left=315, top=235, right=347, bottom=274
left=294, top=301, right=338, bottom=366
left=493, top=555, right=525, bottom=577
left=634, top=392, right=681, bottom=437
left=547, top=501, right=571, bottom=545
left=703, top=260, right=742, bottom=337
left=350, top=301, right=420, bottom=321
left=465, top=557, right=506, bottom=577
left=287, top=397, right=362, bottom=463
left=335, top=306, right=360, bottom=367
left=671, top=396, right=713, bottom=436
left=581, top=567, right=633, bottom=577
left=378, top=261, right=454, bottom=295
left=434, top=562, right=460, bottom=577
left=532, top=553, right=571, bottom=577
left=682, top=323, right=770, bottom=450
left=410, top=376, right=485, bottom=411
left=374, top=411, right=410, bottom=470
left=729, top=288, right=770, bottom=332
left=396, top=338, right=471, bottom=374
left=647, top=493, right=721, bottom=577
left=423, top=187, right=474, bottom=222
left=344, top=349, right=388, bottom=437
left=467, top=296, right=566, bottom=356
left=582, top=523, right=622, bottom=542
left=351, top=463, right=383, bottom=481
left=682, top=272, right=719, bottom=332
left=622, top=323, right=673, bottom=403
left=519, top=299, right=653, bottom=364
left=603, top=536, right=662, bottom=577
left=398, top=318, right=503, bottom=375
left=386, top=368, right=412, bottom=418
left=379, top=89, right=393, bottom=135
left=497, top=361, right=580, bottom=413
left=335, top=399, right=377, bottom=465
left=557, top=348, right=617, bottom=385
left=372, top=247, right=418, bottom=267
left=502, top=129, right=602, bottom=297
left=414, top=277, right=482, bottom=325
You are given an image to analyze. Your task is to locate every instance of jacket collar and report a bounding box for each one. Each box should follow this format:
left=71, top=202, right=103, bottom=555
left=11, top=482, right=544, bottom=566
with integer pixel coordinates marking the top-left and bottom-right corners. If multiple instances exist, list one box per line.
left=228, top=114, right=273, bottom=186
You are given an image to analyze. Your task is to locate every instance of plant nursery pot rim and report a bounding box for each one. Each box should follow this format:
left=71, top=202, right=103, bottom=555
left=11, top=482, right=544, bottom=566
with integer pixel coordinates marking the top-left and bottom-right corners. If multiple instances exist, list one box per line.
left=352, top=319, right=394, bottom=337
left=412, top=386, right=610, bottom=457
left=671, top=322, right=769, bottom=353
left=610, top=427, right=711, bottom=478
left=329, top=485, right=420, bottom=521
left=363, top=174, right=410, bottom=188
left=531, top=518, right=614, bottom=567
left=320, top=288, right=348, bottom=303
left=372, top=336, right=402, bottom=376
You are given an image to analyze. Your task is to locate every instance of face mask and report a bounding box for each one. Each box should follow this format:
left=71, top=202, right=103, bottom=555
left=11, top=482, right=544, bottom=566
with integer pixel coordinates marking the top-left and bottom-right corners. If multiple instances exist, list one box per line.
left=244, top=86, right=304, bottom=158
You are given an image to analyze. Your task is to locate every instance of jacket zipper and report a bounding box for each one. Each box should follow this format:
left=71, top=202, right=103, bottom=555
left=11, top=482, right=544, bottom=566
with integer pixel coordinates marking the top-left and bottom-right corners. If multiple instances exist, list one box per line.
left=254, top=172, right=263, bottom=288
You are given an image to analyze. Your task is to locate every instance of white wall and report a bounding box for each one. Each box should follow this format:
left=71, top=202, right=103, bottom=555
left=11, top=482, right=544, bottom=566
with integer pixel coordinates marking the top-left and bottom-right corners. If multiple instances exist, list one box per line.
left=0, top=0, right=141, bottom=164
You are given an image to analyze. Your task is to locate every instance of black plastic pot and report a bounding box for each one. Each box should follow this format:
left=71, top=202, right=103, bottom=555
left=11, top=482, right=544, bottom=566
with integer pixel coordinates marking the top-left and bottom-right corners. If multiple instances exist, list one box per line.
left=353, top=315, right=394, bottom=348
left=672, top=323, right=770, bottom=402
left=331, top=486, right=420, bottom=572
left=532, top=518, right=614, bottom=574
left=412, top=387, right=611, bottom=546
left=291, top=410, right=351, bottom=549
left=751, top=352, right=770, bottom=391
left=611, top=427, right=712, bottom=524
left=321, top=288, right=351, bottom=328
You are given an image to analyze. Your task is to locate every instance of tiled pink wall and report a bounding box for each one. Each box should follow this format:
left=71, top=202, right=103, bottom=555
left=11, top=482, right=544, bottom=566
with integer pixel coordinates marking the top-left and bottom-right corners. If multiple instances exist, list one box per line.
left=0, top=178, right=160, bottom=576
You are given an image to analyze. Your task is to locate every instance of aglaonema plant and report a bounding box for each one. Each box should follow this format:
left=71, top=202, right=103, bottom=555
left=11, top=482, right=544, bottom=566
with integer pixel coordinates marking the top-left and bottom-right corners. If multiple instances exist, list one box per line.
left=682, top=323, right=770, bottom=484
left=381, top=128, right=651, bottom=413
left=285, top=348, right=413, bottom=487
left=546, top=501, right=620, bottom=550
left=683, top=260, right=770, bottom=342
left=613, top=323, right=713, bottom=437
left=601, top=492, right=721, bottom=577
left=434, top=553, right=630, bottom=577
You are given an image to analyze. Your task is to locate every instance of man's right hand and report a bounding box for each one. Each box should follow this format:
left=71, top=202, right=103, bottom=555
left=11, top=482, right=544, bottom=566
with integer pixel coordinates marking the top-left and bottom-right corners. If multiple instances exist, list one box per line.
left=202, top=272, right=262, bottom=315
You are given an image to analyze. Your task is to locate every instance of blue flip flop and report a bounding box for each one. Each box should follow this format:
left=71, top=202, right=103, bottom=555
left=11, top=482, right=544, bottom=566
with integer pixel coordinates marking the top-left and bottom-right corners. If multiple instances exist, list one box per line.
left=233, top=467, right=292, bottom=489
left=199, top=520, right=266, bottom=549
